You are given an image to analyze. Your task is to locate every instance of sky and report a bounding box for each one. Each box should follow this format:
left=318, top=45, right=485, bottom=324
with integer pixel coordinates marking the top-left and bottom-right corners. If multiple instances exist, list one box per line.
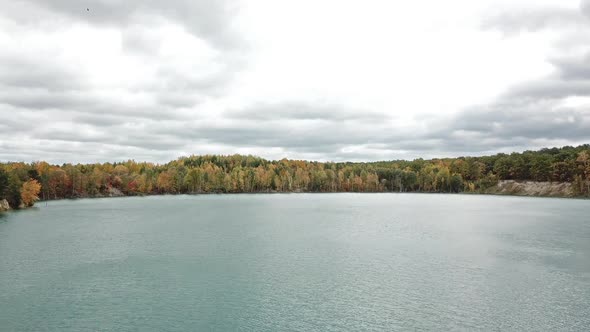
left=1, top=0, right=590, bottom=163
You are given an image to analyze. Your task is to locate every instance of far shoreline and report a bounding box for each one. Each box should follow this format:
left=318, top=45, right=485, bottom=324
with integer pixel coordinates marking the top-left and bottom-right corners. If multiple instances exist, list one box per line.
left=34, top=190, right=589, bottom=203
left=2, top=193, right=586, bottom=216
left=2, top=183, right=587, bottom=214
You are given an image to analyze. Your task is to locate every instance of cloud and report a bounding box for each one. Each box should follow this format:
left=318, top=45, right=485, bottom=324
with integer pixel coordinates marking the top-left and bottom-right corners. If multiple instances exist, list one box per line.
left=427, top=0, right=589, bottom=154
left=447, top=103, right=590, bottom=140
left=1, top=0, right=590, bottom=163
left=551, top=53, right=590, bottom=80
left=0, top=0, right=245, bottom=163
left=583, top=0, right=590, bottom=18
left=18, top=0, right=242, bottom=50
left=225, top=102, right=385, bottom=122
left=0, top=0, right=243, bottom=119
left=481, top=7, right=587, bottom=34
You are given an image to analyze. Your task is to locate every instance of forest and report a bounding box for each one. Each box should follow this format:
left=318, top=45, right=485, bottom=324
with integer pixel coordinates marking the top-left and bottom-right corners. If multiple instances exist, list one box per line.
left=1, top=145, right=589, bottom=209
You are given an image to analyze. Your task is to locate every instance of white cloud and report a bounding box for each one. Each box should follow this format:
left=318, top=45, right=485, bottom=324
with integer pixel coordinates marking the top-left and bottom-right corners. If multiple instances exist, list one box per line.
left=1, top=0, right=589, bottom=163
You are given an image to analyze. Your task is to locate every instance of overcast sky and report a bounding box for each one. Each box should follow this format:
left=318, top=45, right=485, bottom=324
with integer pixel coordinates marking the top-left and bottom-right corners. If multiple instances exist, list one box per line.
left=1, top=0, right=590, bottom=163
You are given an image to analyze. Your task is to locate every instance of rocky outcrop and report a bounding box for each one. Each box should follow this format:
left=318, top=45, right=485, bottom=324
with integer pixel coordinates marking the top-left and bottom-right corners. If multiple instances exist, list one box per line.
left=107, top=187, right=124, bottom=197
left=0, top=199, right=10, bottom=212
left=485, top=180, right=574, bottom=198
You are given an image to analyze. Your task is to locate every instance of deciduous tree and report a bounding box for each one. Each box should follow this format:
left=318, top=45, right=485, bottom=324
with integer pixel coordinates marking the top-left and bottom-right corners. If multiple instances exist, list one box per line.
left=21, top=179, right=41, bottom=207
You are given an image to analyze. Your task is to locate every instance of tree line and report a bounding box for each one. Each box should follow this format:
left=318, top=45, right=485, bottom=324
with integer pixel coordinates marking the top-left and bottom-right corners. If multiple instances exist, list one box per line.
left=1, top=145, right=589, bottom=209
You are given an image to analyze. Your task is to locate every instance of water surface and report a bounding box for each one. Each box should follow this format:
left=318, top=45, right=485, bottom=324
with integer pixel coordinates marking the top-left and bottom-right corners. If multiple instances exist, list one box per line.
left=1, top=194, right=589, bottom=331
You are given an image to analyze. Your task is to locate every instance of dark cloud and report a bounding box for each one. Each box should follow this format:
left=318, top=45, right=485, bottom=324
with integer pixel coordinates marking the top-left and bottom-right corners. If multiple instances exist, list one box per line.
left=502, top=55, right=590, bottom=102
left=0, top=90, right=188, bottom=120
left=446, top=106, right=590, bottom=141
left=552, top=53, right=590, bottom=80
left=507, top=80, right=590, bottom=100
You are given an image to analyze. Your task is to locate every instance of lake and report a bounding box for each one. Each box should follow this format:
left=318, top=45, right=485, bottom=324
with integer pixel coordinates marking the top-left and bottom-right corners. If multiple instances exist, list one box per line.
left=0, top=194, right=589, bottom=331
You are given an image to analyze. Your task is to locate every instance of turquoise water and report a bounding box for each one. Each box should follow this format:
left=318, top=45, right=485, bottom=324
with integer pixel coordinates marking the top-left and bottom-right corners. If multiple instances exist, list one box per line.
left=0, top=194, right=589, bottom=331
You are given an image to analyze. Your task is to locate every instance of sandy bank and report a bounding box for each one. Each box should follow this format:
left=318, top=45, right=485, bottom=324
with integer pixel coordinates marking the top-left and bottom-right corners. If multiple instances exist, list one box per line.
left=485, top=180, right=574, bottom=198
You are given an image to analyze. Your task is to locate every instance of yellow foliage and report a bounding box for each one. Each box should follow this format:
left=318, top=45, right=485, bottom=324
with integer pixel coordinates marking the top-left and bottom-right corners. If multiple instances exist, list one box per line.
left=21, top=179, right=42, bottom=207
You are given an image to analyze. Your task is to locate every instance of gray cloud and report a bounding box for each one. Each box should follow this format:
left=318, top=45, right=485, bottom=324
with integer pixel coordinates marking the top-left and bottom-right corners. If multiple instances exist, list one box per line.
left=225, top=102, right=386, bottom=122
left=0, top=55, right=85, bottom=92
left=0, top=0, right=243, bottom=127
left=158, top=119, right=390, bottom=151
left=583, top=0, right=590, bottom=18
left=0, top=89, right=189, bottom=120
left=552, top=53, right=590, bottom=80
left=20, top=0, right=241, bottom=50
left=446, top=105, right=590, bottom=141
left=482, top=0, right=590, bottom=35
left=2, top=1, right=590, bottom=164
left=435, top=0, right=589, bottom=154
left=507, top=80, right=590, bottom=100
left=482, top=7, right=586, bottom=34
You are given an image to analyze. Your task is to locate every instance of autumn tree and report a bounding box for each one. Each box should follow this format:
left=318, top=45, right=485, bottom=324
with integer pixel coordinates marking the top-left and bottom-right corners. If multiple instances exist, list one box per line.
left=21, top=179, right=42, bottom=207
left=157, top=170, right=176, bottom=193
left=1, top=144, right=590, bottom=199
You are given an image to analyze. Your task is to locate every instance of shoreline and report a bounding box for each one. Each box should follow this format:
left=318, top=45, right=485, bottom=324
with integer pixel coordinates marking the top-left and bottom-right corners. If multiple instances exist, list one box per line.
left=2, top=186, right=587, bottom=213
left=2, top=192, right=586, bottom=214
left=36, top=190, right=589, bottom=202
left=3, top=146, right=589, bottom=211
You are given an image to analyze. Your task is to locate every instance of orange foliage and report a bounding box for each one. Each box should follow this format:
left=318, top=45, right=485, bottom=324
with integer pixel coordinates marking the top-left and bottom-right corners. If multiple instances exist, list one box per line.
left=21, top=179, right=41, bottom=207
